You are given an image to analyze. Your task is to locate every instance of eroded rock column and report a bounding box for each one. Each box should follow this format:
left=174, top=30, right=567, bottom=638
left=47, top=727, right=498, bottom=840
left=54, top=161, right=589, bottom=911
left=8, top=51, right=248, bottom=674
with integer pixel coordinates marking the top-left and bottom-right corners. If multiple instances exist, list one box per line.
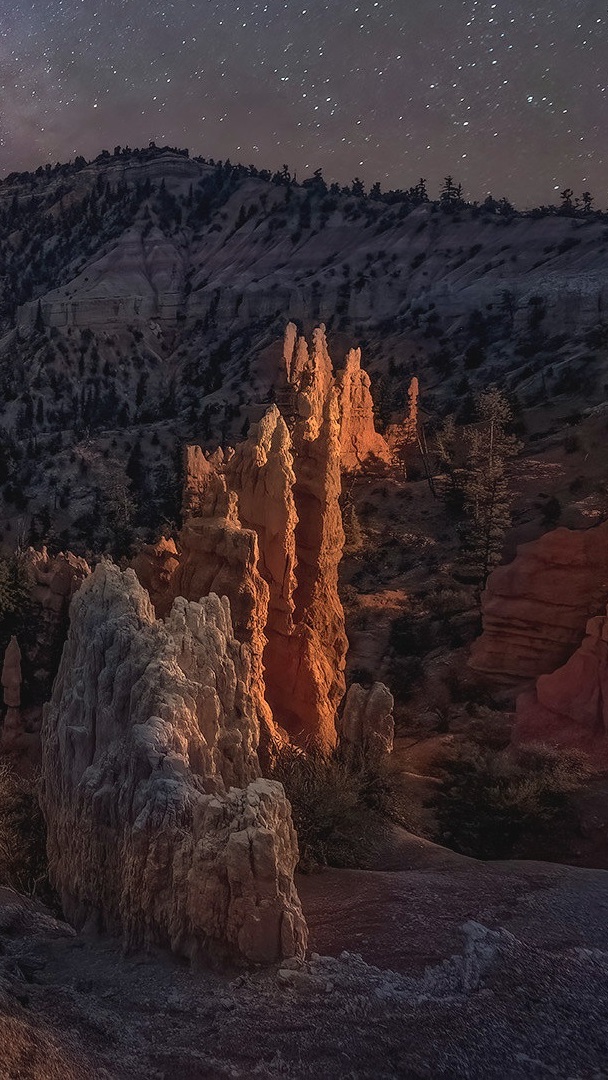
left=41, top=561, right=307, bottom=966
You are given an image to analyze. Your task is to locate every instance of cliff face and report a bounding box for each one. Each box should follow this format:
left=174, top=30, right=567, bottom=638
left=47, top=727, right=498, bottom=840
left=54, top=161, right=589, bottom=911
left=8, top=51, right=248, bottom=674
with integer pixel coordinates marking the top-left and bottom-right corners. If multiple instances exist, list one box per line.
left=469, top=523, right=608, bottom=682
left=41, top=561, right=307, bottom=966
left=514, top=605, right=608, bottom=767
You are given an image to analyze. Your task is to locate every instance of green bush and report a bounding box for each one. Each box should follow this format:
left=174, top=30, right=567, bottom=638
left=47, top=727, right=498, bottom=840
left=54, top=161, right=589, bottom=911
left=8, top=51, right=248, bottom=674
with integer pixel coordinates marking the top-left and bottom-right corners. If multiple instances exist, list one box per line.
left=435, top=741, right=592, bottom=859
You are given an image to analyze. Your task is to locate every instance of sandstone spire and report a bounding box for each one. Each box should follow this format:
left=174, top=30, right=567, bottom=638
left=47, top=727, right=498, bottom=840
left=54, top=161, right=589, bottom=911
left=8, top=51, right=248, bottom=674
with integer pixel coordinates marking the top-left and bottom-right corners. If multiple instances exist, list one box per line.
left=335, top=347, right=392, bottom=470
left=283, top=322, right=391, bottom=472
left=132, top=324, right=396, bottom=751
left=0, top=636, right=24, bottom=758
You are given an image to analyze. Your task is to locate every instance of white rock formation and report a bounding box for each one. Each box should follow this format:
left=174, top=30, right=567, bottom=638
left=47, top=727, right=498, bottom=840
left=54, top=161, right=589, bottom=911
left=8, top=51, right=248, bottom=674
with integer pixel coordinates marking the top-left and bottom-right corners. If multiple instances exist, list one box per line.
left=41, top=561, right=307, bottom=966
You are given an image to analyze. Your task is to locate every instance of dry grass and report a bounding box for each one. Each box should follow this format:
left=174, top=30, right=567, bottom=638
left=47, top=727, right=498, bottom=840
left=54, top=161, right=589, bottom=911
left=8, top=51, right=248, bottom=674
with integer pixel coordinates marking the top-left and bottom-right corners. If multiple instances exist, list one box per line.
left=274, top=747, right=424, bottom=871
left=0, top=762, right=48, bottom=895
left=435, top=740, right=593, bottom=860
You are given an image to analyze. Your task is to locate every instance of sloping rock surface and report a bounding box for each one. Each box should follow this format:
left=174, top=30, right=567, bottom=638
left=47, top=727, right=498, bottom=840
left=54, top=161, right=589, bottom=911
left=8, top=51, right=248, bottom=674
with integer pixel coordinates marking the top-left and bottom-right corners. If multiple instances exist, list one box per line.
left=2, top=859, right=608, bottom=1079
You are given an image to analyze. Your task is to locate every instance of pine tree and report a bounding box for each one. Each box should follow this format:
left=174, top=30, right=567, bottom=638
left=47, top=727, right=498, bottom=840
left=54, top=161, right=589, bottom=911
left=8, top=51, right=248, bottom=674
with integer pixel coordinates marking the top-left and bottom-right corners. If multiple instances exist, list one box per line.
left=459, top=387, right=522, bottom=584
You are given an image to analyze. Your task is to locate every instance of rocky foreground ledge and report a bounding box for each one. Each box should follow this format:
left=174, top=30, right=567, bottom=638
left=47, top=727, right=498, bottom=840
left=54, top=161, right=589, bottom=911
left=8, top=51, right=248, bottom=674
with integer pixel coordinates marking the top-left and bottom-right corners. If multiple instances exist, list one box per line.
left=1, top=855, right=607, bottom=1079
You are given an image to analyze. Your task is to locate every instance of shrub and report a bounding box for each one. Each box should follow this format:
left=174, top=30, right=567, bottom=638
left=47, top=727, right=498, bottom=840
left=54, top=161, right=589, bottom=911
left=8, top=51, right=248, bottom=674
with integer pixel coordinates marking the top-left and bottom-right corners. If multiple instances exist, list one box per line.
left=0, top=764, right=48, bottom=894
left=274, top=747, right=421, bottom=871
left=541, top=495, right=562, bottom=527
left=435, top=741, right=592, bottom=859
left=389, top=613, right=434, bottom=656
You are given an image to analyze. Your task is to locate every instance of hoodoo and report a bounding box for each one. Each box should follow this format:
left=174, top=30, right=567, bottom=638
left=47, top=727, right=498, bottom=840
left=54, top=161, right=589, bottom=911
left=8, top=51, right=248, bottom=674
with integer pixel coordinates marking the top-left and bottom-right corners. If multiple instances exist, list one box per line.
left=40, top=561, right=307, bottom=965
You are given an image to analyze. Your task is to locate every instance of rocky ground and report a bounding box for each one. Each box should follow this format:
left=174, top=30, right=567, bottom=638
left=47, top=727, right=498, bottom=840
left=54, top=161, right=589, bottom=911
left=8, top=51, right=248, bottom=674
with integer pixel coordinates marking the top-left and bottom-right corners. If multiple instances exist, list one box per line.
left=2, top=854, right=608, bottom=1080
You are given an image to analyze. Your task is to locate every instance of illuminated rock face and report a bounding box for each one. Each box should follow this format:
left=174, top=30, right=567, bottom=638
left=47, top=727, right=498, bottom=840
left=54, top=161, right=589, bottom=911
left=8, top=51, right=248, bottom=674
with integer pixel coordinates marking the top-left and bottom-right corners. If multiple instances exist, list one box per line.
left=41, top=561, right=307, bottom=966
left=281, top=327, right=348, bottom=748
left=171, top=449, right=279, bottom=754
left=130, top=537, right=180, bottom=618
left=514, top=605, right=608, bottom=767
left=170, top=396, right=346, bottom=751
left=470, top=523, right=608, bottom=682
left=284, top=322, right=392, bottom=473
left=133, top=325, right=393, bottom=750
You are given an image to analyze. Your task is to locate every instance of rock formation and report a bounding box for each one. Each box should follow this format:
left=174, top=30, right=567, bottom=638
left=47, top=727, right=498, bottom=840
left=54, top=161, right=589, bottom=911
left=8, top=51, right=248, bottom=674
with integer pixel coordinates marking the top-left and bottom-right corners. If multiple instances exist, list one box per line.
left=130, top=537, right=180, bottom=618
left=21, top=548, right=91, bottom=698
left=41, top=561, right=307, bottom=966
left=0, top=637, right=26, bottom=758
left=131, top=326, right=396, bottom=751
left=170, top=448, right=279, bottom=754
left=386, top=376, right=419, bottom=464
left=1, top=637, right=21, bottom=712
left=277, top=326, right=349, bottom=747
left=335, top=348, right=392, bottom=470
left=469, top=522, right=608, bottom=682
left=283, top=323, right=392, bottom=473
left=514, top=604, right=608, bottom=767
left=337, top=682, right=395, bottom=768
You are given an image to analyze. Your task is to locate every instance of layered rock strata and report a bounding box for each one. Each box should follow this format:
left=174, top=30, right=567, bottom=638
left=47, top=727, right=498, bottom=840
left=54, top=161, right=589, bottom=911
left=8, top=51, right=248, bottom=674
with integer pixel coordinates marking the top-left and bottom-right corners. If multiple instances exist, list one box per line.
left=41, top=561, right=307, bottom=965
left=514, top=604, right=608, bottom=767
left=469, top=523, right=608, bottom=682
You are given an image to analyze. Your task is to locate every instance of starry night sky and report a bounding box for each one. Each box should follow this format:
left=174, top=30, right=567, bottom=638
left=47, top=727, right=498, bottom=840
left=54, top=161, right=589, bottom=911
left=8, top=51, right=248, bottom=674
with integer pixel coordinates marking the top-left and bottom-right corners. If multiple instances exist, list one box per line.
left=0, top=1, right=606, bottom=206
